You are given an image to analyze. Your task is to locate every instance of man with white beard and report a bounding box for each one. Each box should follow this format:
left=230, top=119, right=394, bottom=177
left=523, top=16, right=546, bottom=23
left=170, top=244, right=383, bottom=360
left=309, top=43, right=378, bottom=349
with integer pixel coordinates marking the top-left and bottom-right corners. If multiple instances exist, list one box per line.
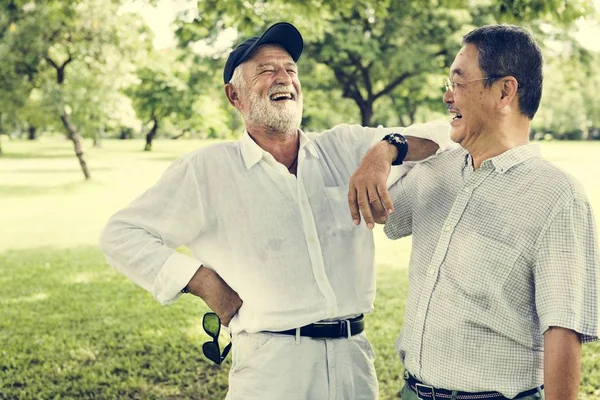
left=99, top=22, right=454, bottom=399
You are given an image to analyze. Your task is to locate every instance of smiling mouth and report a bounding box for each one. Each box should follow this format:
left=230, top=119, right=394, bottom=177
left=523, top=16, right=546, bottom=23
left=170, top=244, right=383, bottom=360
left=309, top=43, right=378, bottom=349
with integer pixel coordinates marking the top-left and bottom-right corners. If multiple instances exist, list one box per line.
left=269, top=92, right=295, bottom=101
left=450, top=111, right=462, bottom=120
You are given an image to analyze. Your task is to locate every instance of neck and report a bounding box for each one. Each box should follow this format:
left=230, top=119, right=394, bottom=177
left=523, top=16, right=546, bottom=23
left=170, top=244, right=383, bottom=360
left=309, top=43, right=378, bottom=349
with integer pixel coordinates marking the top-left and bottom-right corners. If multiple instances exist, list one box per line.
left=246, top=124, right=299, bottom=169
left=465, top=120, right=530, bottom=169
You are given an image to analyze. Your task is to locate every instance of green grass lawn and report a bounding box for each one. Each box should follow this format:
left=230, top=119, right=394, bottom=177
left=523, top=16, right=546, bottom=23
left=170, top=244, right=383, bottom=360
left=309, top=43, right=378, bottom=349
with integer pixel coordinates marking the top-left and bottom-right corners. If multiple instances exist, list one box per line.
left=1, top=138, right=599, bottom=399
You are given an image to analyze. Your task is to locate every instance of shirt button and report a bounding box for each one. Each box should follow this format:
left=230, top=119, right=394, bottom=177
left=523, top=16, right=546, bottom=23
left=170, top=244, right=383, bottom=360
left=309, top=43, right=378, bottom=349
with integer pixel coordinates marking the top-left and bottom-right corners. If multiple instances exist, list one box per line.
left=444, top=225, right=452, bottom=232
left=428, top=268, right=435, bottom=277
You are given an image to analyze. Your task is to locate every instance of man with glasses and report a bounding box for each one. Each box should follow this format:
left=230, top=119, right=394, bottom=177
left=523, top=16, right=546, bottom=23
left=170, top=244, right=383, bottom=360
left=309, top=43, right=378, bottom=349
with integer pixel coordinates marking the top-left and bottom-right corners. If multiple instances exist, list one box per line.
left=99, top=22, right=454, bottom=399
left=350, top=25, right=598, bottom=400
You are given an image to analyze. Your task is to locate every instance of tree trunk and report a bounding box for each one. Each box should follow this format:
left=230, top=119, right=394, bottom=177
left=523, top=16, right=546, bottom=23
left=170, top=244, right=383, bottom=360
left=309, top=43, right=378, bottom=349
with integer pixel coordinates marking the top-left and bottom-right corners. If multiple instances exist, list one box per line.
left=28, top=126, right=37, bottom=140
left=360, top=102, right=374, bottom=127
left=144, top=118, right=158, bottom=151
left=47, top=55, right=89, bottom=178
left=93, top=124, right=103, bottom=148
left=0, top=114, right=3, bottom=156
left=61, top=114, right=91, bottom=180
left=0, top=112, right=3, bottom=155
left=171, top=129, right=187, bottom=140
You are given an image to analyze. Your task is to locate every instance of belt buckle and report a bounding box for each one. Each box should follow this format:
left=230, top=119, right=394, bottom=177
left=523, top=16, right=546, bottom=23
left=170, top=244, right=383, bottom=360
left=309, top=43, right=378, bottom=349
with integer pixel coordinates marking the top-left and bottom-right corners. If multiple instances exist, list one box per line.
left=338, top=320, right=351, bottom=338
left=415, top=382, right=436, bottom=400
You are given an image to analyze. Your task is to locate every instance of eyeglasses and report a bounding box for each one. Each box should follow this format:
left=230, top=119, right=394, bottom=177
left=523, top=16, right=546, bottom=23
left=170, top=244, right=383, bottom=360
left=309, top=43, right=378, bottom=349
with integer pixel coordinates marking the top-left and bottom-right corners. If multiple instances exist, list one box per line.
left=202, top=312, right=232, bottom=365
left=444, top=76, right=499, bottom=93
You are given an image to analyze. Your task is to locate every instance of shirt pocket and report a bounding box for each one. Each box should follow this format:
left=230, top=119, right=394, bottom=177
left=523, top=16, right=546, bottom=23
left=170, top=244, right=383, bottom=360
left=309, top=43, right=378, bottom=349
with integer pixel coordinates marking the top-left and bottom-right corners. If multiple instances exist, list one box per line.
left=324, top=185, right=355, bottom=231
left=446, top=231, right=520, bottom=302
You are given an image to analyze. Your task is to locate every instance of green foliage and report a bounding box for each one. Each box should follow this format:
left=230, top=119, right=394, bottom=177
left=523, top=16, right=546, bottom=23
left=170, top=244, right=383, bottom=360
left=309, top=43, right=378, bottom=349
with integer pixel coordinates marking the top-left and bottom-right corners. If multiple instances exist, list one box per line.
left=533, top=51, right=600, bottom=139
left=176, top=0, right=592, bottom=127
left=126, top=60, right=188, bottom=126
left=0, top=0, right=151, bottom=139
left=1, top=0, right=599, bottom=140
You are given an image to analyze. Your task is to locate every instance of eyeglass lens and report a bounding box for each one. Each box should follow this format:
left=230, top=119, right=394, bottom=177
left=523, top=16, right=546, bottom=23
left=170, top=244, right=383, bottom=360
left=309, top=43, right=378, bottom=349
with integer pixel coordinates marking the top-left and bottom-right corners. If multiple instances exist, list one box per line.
left=203, top=312, right=221, bottom=338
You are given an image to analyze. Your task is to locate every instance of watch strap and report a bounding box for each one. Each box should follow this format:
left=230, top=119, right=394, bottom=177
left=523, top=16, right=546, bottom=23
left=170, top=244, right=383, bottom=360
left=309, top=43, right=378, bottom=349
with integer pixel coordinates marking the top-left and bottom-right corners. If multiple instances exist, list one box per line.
left=382, top=133, right=409, bottom=166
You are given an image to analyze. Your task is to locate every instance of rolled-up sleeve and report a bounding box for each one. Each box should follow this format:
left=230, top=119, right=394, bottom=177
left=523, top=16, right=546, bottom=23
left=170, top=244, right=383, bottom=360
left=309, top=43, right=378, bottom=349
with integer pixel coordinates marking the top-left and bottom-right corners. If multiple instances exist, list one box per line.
left=99, top=157, right=205, bottom=305
left=534, top=197, right=599, bottom=342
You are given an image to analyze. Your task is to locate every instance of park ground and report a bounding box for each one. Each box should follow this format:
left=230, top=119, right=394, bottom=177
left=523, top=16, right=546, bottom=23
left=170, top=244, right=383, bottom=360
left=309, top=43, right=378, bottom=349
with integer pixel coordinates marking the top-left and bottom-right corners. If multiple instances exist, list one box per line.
left=1, top=138, right=599, bottom=399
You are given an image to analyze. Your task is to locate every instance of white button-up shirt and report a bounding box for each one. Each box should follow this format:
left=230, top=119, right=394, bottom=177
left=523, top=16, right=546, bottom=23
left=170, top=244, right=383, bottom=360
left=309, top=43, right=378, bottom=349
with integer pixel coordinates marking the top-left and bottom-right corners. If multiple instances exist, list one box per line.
left=100, top=122, right=454, bottom=334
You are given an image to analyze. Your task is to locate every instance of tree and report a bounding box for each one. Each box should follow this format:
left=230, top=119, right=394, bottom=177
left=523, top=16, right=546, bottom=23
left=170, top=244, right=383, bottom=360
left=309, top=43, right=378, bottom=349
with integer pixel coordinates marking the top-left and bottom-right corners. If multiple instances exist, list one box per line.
left=0, top=0, right=148, bottom=178
left=126, top=53, right=189, bottom=151
left=175, top=0, right=590, bottom=127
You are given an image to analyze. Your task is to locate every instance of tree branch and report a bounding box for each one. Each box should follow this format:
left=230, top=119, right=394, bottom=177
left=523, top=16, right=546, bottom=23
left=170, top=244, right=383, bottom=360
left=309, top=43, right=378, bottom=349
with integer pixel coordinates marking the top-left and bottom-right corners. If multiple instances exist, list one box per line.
left=373, top=71, right=415, bottom=100
left=44, top=55, right=59, bottom=70
left=348, top=53, right=373, bottom=100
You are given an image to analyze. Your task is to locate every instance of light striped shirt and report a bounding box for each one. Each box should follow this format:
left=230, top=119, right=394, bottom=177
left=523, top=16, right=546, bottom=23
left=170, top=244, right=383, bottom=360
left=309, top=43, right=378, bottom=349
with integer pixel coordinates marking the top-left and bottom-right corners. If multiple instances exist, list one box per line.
left=384, top=143, right=599, bottom=398
left=100, top=122, right=454, bottom=335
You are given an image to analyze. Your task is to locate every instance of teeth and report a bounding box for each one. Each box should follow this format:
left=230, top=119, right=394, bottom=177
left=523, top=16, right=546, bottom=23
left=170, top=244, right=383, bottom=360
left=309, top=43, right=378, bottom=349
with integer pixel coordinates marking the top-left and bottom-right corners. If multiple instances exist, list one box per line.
left=270, top=93, right=292, bottom=100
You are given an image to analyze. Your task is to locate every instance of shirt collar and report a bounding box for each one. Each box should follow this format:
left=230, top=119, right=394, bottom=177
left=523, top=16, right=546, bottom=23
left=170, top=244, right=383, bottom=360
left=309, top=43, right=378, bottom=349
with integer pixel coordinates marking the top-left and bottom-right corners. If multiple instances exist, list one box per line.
left=463, top=143, right=541, bottom=174
left=240, top=129, right=319, bottom=170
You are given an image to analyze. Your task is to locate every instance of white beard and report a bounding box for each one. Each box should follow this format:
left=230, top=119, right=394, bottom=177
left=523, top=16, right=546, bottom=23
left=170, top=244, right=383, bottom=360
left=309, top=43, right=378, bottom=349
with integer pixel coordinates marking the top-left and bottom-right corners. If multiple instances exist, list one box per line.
left=243, top=85, right=303, bottom=133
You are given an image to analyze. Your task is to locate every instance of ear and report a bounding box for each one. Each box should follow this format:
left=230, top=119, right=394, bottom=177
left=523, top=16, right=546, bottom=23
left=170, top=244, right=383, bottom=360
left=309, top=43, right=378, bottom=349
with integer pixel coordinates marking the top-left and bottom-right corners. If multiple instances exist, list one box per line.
left=225, top=83, right=241, bottom=108
left=498, top=76, right=519, bottom=108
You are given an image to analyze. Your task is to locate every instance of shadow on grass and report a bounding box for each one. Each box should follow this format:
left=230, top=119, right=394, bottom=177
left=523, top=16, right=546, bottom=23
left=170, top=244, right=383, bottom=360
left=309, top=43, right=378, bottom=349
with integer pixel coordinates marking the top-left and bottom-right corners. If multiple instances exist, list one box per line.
left=147, top=155, right=179, bottom=162
left=0, top=182, right=84, bottom=197
left=8, top=167, right=114, bottom=174
left=1, top=152, right=75, bottom=160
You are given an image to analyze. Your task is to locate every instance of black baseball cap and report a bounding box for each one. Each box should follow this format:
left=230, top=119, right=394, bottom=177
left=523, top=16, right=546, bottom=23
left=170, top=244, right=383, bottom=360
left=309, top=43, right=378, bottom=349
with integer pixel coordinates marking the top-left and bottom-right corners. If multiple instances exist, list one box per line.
left=223, top=22, right=303, bottom=84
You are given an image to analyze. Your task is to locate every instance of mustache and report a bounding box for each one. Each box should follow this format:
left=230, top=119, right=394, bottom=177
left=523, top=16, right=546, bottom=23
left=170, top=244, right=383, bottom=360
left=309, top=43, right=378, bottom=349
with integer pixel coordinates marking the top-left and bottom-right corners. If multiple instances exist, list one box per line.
left=446, top=104, right=460, bottom=113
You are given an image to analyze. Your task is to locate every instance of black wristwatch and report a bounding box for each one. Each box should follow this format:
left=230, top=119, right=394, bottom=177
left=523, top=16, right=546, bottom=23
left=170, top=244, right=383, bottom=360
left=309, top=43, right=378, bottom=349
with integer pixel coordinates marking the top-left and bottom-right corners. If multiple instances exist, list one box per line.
left=381, top=133, right=409, bottom=166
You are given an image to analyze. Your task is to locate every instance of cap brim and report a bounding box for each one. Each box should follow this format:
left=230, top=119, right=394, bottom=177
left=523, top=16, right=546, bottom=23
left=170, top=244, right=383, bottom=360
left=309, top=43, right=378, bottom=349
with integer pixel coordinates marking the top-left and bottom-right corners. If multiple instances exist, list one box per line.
left=239, top=22, right=303, bottom=66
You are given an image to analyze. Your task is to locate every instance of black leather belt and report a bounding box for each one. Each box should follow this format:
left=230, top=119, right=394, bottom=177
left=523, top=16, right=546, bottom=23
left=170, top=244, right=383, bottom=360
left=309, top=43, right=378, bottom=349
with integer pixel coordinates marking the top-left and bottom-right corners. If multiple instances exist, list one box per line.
left=270, top=315, right=364, bottom=338
left=405, top=371, right=543, bottom=400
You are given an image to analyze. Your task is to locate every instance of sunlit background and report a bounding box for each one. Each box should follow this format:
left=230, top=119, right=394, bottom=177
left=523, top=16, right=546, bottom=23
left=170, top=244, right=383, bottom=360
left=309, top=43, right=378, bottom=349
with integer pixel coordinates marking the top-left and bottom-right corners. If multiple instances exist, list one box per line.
left=1, top=1, right=599, bottom=399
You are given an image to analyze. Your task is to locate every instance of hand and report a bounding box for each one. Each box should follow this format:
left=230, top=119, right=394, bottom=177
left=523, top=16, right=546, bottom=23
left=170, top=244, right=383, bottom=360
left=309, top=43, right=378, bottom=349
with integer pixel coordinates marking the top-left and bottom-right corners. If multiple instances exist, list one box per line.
left=348, top=141, right=395, bottom=229
left=186, top=266, right=243, bottom=327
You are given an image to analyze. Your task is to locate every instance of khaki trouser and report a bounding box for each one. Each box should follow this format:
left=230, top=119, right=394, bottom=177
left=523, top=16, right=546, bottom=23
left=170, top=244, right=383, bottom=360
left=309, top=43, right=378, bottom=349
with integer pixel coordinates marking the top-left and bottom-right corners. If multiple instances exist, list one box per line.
left=400, top=380, right=544, bottom=400
left=225, top=331, right=378, bottom=400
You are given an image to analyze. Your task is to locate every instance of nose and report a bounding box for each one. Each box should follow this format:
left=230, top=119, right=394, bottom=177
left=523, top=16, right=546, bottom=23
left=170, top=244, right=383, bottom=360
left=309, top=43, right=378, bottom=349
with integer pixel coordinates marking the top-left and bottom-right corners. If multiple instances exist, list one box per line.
left=274, top=67, right=293, bottom=85
left=443, top=87, right=453, bottom=106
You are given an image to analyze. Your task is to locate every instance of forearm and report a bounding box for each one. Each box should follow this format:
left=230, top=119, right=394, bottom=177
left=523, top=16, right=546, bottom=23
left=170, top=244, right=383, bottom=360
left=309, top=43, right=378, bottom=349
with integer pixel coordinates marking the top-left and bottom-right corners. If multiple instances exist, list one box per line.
left=544, top=327, right=582, bottom=400
left=186, top=266, right=243, bottom=326
left=371, top=136, right=439, bottom=165
left=404, top=136, right=439, bottom=162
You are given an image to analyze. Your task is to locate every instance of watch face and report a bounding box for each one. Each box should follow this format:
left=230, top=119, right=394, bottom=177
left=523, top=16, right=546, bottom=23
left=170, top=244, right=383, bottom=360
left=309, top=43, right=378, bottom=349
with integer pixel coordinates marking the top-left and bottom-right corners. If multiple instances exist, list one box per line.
left=389, top=133, right=406, bottom=144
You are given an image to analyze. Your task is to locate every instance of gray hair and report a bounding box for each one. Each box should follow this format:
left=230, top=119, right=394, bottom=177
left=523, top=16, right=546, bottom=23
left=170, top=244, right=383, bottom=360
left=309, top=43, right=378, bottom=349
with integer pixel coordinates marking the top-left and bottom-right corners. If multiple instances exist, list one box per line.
left=229, top=64, right=246, bottom=90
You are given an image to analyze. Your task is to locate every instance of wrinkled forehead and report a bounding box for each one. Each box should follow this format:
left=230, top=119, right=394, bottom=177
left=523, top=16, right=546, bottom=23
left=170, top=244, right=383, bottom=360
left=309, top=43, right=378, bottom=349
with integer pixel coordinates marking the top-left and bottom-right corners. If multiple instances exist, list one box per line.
left=449, top=44, right=481, bottom=78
